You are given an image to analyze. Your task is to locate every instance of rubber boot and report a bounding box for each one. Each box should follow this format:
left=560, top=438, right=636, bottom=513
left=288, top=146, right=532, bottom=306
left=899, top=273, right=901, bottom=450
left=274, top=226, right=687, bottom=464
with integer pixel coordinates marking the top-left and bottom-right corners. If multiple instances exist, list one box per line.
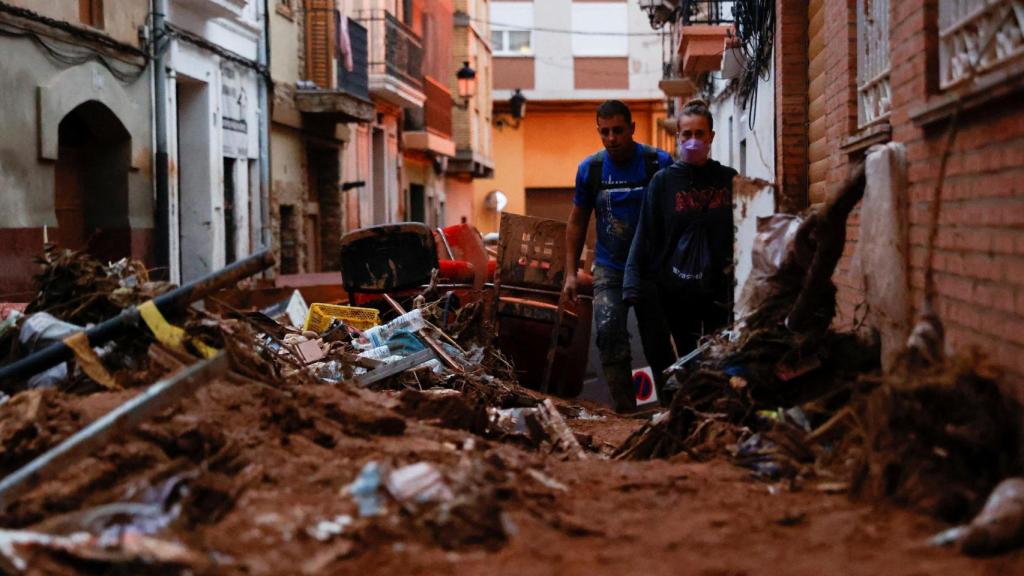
left=604, top=361, right=637, bottom=414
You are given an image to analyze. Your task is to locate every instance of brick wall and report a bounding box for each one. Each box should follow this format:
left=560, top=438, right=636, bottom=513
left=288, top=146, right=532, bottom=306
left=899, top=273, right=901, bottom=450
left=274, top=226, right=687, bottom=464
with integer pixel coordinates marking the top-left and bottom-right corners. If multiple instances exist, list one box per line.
left=784, top=0, right=1024, bottom=388
left=773, top=0, right=808, bottom=213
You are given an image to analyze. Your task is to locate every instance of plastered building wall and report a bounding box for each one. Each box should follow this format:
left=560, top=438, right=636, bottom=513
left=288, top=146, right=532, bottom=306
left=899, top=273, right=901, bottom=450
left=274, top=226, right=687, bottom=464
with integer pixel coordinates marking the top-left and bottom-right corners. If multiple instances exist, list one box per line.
left=0, top=4, right=152, bottom=296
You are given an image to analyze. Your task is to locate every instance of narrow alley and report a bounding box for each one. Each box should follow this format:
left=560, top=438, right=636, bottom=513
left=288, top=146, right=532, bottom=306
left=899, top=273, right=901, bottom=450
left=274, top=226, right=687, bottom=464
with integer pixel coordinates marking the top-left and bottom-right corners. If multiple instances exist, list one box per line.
left=0, top=0, right=1023, bottom=574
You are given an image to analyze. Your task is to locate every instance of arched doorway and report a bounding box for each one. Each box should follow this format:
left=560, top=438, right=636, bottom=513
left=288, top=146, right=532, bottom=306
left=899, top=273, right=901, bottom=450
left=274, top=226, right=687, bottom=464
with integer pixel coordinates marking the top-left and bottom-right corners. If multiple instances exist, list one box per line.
left=54, top=100, right=131, bottom=263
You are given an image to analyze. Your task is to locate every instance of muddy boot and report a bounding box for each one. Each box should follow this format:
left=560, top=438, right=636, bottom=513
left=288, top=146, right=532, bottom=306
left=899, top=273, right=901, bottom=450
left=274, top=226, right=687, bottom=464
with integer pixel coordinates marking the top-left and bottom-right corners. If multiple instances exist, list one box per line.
left=604, top=362, right=637, bottom=414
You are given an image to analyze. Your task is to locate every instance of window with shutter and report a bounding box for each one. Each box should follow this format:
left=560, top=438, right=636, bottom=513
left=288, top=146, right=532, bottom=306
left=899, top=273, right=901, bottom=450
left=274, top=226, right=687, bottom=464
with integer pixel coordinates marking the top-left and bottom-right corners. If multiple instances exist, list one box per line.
left=79, top=0, right=104, bottom=29
left=305, top=0, right=335, bottom=89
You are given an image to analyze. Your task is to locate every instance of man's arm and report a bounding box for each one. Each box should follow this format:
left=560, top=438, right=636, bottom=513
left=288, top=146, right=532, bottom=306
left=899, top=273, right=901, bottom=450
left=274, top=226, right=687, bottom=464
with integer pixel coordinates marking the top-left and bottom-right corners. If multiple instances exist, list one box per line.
left=563, top=203, right=592, bottom=301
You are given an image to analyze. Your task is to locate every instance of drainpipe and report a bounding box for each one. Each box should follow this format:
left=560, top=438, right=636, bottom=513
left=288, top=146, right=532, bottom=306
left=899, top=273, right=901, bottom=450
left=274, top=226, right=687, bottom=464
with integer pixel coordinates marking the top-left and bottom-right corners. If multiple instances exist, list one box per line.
left=257, top=0, right=272, bottom=254
left=152, top=0, right=171, bottom=279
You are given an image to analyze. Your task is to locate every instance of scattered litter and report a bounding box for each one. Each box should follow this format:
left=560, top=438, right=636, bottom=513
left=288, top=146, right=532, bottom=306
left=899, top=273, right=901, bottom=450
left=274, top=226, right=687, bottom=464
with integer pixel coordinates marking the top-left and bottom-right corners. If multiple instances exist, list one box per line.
left=346, top=461, right=385, bottom=517
left=307, top=515, right=354, bottom=542
left=363, top=309, right=426, bottom=348
left=815, top=482, right=849, bottom=495
left=386, top=462, right=454, bottom=505
left=526, top=469, right=568, bottom=492
left=960, top=477, right=1024, bottom=556
left=927, top=525, right=970, bottom=548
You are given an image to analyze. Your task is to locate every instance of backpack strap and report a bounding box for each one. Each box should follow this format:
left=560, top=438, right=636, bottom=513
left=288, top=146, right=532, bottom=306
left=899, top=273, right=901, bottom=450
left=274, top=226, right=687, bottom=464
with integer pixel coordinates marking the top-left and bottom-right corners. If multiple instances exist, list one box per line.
left=640, top=145, right=661, bottom=183
left=586, top=151, right=605, bottom=198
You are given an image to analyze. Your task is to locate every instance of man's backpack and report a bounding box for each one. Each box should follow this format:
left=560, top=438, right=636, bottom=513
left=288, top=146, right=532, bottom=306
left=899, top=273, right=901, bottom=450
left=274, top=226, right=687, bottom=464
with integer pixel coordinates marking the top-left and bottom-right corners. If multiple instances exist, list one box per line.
left=585, top=145, right=662, bottom=195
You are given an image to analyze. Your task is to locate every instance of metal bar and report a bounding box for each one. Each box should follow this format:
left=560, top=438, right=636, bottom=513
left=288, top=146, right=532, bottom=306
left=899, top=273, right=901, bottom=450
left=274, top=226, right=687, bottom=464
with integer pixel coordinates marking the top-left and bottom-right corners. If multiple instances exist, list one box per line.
left=381, top=294, right=461, bottom=371
left=663, top=340, right=714, bottom=376
left=0, top=353, right=231, bottom=511
left=0, top=250, right=275, bottom=385
left=436, top=227, right=454, bottom=260
left=153, top=0, right=170, bottom=277
left=351, top=348, right=434, bottom=387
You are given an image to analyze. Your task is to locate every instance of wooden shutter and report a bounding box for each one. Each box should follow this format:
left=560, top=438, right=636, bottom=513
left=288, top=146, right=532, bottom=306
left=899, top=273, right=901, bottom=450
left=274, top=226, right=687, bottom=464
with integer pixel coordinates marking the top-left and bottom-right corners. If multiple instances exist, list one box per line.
left=807, top=0, right=828, bottom=204
left=305, top=0, right=335, bottom=89
left=79, top=0, right=104, bottom=29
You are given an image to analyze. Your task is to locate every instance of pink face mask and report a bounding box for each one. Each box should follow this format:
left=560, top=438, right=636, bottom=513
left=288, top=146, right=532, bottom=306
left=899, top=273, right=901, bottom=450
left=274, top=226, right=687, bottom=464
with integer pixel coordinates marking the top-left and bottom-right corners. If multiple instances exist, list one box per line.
left=680, top=138, right=708, bottom=165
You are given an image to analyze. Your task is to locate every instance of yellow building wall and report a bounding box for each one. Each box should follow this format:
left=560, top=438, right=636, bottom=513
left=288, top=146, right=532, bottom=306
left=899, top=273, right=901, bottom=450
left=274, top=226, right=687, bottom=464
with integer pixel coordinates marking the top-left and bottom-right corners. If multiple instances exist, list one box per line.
left=472, top=123, right=524, bottom=234
left=472, top=101, right=668, bottom=234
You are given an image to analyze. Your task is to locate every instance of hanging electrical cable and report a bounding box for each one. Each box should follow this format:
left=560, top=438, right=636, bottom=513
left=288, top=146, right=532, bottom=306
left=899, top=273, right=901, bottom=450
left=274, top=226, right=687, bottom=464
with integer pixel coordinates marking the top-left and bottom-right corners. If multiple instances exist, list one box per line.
left=0, top=1, right=147, bottom=83
left=733, top=0, right=775, bottom=130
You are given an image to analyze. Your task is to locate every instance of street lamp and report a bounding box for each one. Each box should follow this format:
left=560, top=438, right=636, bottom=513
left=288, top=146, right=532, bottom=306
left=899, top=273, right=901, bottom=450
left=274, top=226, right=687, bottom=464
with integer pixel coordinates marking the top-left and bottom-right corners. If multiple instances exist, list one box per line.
left=496, top=88, right=527, bottom=130
left=509, top=88, right=527, bottom=120
left=455, top=61, right=476, bottom=108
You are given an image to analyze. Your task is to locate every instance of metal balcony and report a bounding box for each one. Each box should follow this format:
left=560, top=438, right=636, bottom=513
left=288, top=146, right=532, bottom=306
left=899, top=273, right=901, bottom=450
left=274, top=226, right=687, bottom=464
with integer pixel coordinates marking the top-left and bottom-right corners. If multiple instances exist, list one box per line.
left=359, top=10, right=426, bottom=109
left=681, top=0, right=735, bottom=25
left=403, top=78, right=455, bottom=157
left=295, top=14, right=373, bottom=123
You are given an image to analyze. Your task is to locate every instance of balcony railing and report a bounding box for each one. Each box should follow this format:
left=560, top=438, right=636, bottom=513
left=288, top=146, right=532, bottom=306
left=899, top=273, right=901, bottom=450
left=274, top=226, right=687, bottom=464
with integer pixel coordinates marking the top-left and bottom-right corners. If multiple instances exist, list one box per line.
left=338, top=19, right=370, bottom=100
left=424, top=77, right=453, bottom=138
left=360, top=10, right=423, bottom=91
left=681, top=0, right=735, bottom=25
left=404, top=80, right=453, bottom=137
left=939, top=0, right=1024, bottom=88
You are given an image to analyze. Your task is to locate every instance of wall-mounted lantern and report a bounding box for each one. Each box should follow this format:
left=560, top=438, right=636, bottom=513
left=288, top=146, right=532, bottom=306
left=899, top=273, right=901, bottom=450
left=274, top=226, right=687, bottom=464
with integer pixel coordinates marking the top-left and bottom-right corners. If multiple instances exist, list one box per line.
left=455, top=61, right=476, bottom=108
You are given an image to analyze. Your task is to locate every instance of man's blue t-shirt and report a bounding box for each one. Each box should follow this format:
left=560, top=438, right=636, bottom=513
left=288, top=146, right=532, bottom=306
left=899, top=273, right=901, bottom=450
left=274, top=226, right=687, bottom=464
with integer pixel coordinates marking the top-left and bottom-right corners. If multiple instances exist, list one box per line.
left=573, top=143, right=673, bottom=271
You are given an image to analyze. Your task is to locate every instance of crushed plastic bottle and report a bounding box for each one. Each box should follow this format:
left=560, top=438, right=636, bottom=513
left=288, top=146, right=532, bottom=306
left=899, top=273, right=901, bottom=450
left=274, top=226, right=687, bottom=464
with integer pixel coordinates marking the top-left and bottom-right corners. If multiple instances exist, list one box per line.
left=363, top=309, right=425, bottom=348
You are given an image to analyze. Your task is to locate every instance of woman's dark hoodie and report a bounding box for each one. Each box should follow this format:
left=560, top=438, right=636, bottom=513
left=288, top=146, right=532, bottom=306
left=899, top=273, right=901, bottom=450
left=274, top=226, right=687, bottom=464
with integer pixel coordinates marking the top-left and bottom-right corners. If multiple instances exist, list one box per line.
left=623, top=159, right=737, bottom=302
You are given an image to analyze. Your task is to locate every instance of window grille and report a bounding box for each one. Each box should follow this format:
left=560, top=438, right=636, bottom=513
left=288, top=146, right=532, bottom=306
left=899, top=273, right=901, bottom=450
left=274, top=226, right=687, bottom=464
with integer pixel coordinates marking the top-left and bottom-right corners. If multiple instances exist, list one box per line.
left=857, top=0, right=891, bottom=127
left=939, top=0, right=1024, bottom=88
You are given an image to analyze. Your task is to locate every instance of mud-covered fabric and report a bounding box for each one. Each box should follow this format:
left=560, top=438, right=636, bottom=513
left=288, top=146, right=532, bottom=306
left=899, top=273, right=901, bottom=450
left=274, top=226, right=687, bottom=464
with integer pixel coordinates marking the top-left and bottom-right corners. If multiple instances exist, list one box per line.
left=574, top=143, right=673, bottom=271
left=593, top=266, right=677, bottom=410
left=593, top=266, right=631, bottom=366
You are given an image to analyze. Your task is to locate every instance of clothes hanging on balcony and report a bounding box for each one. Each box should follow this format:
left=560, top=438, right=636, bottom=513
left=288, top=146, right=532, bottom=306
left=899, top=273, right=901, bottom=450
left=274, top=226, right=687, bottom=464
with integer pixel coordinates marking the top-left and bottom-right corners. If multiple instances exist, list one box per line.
left=334, top=8, right=353, bottom=73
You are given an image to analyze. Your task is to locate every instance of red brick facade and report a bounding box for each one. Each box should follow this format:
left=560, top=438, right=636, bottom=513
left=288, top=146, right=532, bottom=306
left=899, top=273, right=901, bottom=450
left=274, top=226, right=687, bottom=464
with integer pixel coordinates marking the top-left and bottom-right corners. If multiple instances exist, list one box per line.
left=775, top=0, right=1024, bottom=385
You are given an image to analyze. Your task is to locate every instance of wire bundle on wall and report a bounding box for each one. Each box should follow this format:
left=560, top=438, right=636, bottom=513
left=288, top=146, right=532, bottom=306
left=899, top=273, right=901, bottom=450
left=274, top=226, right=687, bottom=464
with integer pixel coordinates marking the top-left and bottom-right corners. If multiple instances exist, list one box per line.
left=0, top=1, right=147, bottom=84
left=733, top=0, right=775, bottom=129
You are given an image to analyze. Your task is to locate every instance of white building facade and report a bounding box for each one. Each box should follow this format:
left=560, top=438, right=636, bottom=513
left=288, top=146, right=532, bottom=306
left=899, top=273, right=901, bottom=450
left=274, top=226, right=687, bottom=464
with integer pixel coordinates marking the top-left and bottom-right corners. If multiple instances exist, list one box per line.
left=161, top=0, right=267, bottom=282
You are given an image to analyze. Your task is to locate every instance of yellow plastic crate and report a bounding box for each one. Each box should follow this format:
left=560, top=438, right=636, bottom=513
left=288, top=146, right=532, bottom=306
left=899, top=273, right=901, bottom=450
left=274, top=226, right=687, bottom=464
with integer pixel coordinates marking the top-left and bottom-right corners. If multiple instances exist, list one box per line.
left=303, top=303, right=380, bottom=333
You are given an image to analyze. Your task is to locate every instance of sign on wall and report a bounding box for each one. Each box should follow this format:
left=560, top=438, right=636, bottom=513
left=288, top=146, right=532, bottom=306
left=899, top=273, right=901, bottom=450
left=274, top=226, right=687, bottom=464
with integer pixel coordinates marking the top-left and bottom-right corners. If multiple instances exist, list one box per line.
left=221, top=64, right=249, bottom=158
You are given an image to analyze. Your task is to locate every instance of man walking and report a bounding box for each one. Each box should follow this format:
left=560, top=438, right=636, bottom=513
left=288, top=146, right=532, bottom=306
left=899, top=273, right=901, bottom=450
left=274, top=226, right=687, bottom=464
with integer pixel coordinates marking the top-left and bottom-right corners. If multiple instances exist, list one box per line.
left=563, top=100, right=672, bottom=413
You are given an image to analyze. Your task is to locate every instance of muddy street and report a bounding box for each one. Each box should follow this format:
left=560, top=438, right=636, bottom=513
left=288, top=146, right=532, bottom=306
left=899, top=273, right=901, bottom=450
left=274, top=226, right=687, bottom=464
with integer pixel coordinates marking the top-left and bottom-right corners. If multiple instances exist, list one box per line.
left=3, top=376, right=1022, bottom=575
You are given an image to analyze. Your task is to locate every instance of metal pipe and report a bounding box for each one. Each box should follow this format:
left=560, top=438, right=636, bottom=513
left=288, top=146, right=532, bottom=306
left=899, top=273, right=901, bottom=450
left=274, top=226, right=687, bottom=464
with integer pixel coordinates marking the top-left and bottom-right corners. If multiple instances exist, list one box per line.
left=153, top=0, right=171, bottom=278
left=0, top=353, right=230, bottom=512
left=0, top=250, right=275, bottom=384
left=257, top=0, right=272, bottom=254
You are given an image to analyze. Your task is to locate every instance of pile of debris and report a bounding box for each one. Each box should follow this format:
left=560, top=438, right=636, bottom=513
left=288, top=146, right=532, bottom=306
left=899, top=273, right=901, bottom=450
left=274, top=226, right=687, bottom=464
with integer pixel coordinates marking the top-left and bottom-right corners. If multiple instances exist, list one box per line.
left=613, top=163, right=1024, bottom=554
left=0, top=247, right=604, bottom=574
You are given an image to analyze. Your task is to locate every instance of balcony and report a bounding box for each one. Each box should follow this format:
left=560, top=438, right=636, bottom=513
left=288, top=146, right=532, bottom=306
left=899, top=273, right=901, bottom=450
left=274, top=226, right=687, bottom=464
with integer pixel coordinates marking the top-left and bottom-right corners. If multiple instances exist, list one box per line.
left=360, top=10, right=426, bottom=109
left=403, top=77, right=455, bottom=157
left=295, top=16, right=374, bottom=123
left=176, top=0, right=247, bottom=19
left=659, top=59, right=698, bottom=97
left=677, top=0, right=734, bottom=77
left=680, top=0, right=734, bottom=25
